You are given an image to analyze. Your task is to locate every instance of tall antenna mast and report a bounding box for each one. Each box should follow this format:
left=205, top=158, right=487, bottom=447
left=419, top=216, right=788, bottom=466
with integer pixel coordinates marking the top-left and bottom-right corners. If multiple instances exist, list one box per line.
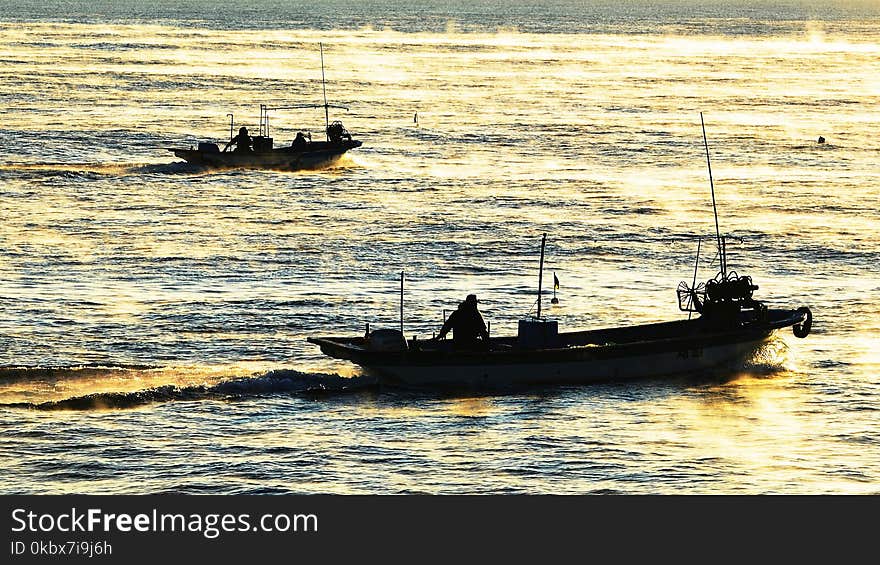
left=320, top=42, right=329, bottom=133
left=700, top=112, right=725, bottom=277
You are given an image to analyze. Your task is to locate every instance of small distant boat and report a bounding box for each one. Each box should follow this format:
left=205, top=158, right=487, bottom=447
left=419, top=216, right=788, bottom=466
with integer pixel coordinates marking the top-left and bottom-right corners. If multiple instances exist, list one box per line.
left=308, top=115, right=813, bottom=388
left=168, top=111, right=361, bottom=170
left=167, top=44, right=362, bottom=170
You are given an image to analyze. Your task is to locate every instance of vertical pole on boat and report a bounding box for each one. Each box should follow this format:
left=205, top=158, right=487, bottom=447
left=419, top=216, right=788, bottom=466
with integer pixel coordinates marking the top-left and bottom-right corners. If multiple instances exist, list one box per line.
left=700, top=112, right=725, bottom=278
left=399, top=271, right=405, bottom=334
left=227, top=113, right=234, bottom=141
left=537, top=233, right=547, bottom=319
left=259, top=104, right=269, bottom=138
left=689, top=237, right=702, bottom=320
left=721, top=235, right=728, bottom=276
left=320, top=42, right=330, bottom=136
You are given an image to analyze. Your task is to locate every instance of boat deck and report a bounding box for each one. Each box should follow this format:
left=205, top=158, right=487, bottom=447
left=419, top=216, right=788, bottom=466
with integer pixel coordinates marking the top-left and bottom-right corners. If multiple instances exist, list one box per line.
left=309, top=308, right=805, bottom=360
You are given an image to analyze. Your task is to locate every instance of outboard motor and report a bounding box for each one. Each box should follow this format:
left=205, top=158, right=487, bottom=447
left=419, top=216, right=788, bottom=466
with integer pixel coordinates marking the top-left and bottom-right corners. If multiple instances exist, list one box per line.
left=679, top=269, right=767, bottom=329
left=705, top=275, right=758, bottom=302
left=327, top=121, right=352, bottom=144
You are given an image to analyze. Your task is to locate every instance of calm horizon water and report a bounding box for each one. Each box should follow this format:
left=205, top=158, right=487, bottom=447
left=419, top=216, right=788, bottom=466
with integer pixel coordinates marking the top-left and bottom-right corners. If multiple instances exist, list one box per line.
left=1, top=1, right=878, bottom=494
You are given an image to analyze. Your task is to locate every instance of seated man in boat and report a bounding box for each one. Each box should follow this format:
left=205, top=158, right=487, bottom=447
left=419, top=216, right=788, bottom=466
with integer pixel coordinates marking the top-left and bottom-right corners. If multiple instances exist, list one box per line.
left=225, top=126, right=253, bottom=153
left=436, top=294, right=490, bottom=348
left=291, top=131, right=310, bottom=150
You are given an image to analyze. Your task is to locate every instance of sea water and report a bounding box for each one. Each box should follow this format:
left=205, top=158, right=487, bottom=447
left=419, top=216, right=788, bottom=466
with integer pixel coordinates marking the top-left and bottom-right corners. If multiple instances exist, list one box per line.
left=0, top=0, right=878, bottom=493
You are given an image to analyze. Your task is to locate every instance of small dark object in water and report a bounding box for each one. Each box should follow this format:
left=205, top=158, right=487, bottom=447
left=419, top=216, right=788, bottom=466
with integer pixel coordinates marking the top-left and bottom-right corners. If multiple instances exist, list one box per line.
left=817, top=136, right=826, bottom=144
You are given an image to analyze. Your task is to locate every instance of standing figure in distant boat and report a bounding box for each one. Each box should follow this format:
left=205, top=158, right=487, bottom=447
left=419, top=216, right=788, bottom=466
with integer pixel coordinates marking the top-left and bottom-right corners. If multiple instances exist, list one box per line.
left=225, top=126, right=252, bottom=153
left=436, top=294, right=489, bottom=347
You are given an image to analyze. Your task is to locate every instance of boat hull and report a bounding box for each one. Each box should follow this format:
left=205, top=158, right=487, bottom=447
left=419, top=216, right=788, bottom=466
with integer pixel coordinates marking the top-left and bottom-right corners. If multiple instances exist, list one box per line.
left=309, top=309, right=809, bottom=388
left=169, top=140, right=361, bottom=170
left=364, top=334, right=768, bottom=387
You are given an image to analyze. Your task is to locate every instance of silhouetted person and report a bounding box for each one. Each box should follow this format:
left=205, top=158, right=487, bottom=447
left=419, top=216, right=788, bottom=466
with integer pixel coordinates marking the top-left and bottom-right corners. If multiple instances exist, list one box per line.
left=292, top=131, right=309, bottom=150
left=225, top=126, right=252, bottom=153
left=437, top=294, right=489, bottom=347
left=817, top=136, right=826, bottom=144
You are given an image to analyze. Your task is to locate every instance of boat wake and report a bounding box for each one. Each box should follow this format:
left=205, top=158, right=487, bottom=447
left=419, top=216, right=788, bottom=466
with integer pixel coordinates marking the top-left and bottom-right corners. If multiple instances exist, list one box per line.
left=123, top=162, right=216, bottom=175
left=0, top=156, right=366, bottom=178
left=0, top=366, right=378, bottom=411
left=742, top=337, right=792, bottom=374
left=0, top=161, right=215, bottom=177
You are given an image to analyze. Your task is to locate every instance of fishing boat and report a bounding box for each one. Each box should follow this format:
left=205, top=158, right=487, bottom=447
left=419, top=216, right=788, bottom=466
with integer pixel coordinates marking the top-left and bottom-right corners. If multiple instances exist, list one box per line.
left=308, top=115, right=814, bottom=388
left=167, top=44, right=361, bottom=170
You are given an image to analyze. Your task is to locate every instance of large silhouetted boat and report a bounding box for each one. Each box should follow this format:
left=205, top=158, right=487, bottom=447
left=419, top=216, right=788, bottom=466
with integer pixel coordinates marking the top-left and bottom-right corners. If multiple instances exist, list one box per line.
left=167, top=44, right=361, bottom=171
left=308, top=115, right=813, bottom=388
left=308, top=238, right=812, bottom=388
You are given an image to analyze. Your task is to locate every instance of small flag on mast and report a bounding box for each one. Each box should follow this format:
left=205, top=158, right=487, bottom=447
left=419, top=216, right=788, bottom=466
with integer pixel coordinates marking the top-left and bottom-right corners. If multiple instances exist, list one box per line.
left=553, top=273, right=560, bottom=290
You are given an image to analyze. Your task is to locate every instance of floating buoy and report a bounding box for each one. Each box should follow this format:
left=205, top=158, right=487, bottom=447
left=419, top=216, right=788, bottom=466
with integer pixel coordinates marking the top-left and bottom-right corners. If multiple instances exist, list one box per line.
left=550, top=297, right=559, bottom=305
